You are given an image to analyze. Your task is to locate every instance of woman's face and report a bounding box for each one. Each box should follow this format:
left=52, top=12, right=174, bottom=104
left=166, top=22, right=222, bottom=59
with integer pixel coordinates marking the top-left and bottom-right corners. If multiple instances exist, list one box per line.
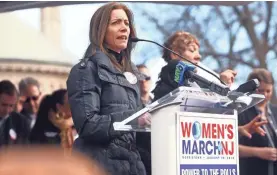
left=171, top=43, right=201, bottom=65
left=59, top=93, right=72, bottom=118
left=257, top=81, right=273, bottom=103
left=180, top=43, right=201, bottom=64
left=104, top=9, right=130, bottom=53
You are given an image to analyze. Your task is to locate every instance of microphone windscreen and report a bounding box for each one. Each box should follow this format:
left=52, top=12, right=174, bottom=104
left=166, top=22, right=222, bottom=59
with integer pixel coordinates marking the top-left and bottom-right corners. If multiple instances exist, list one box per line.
left=160, top=60, right=195, bottom=87
left=235, top=79, right=260, bottom=93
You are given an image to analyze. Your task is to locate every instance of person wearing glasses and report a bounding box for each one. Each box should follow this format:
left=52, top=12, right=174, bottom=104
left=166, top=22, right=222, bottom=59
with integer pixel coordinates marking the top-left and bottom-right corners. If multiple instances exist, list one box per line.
left=136, top=64, right=153, bottom=175
left=18, top=77, right=41, bottom=131
left=137, top=64, right=153, bottom=106
left=0, top=80, right=29, bottom=147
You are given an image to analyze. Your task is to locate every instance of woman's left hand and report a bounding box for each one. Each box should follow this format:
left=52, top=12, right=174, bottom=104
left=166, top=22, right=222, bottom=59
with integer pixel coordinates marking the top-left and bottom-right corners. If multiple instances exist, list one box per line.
left=238, top=115, right=267, bottom=139
left=138, top=112, right=151, bottom=127
left=49, top=109, right=74, bottom=152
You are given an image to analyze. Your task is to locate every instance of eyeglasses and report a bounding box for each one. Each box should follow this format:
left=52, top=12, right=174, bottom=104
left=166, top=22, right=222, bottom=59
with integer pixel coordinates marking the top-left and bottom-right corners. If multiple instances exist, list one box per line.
left=144, top=76, right=151, bottom=81
left=140, top=74, right=151, bottom=81
left=25, top=96, right=40, bottom=103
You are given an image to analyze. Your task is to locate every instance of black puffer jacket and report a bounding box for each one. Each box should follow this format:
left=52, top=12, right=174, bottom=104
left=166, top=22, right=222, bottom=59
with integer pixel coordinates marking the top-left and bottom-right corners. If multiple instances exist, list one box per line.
left=67, top=49, right=146, bottom=175
left=0, top=112, right=30, bottom=147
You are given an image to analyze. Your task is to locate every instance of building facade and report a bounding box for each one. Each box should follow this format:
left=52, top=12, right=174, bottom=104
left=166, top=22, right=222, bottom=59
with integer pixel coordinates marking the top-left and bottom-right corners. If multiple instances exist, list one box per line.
left=0, top=7, right=74, bottom=94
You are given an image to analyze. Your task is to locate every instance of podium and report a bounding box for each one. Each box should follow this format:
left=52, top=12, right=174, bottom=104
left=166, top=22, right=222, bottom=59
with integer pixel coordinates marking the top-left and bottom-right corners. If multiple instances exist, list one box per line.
left=113, top=87, right=264, bottom=175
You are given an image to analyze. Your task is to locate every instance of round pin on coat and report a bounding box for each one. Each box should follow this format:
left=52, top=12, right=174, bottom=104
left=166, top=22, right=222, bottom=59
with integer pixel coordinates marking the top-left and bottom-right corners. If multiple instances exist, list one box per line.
left=9, top=128, right=17, bottom=140
left=123, top=72, right=137, bottom=84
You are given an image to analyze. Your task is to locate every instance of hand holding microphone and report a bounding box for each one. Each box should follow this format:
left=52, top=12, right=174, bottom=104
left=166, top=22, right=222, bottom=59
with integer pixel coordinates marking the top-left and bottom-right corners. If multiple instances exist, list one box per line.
left=131, top=37, right=260, bottom=97
left=162, top=59, right=230, bottom=96
left=130, top=37, right=227, bottom=86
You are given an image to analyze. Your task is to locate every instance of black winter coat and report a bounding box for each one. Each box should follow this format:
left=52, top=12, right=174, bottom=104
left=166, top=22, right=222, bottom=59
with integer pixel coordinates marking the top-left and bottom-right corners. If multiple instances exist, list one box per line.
left=238, top=104, right=277, bottom=175
left=0, top=112, right=30, bottom=147
left=67, top=50, right=146, bottom=175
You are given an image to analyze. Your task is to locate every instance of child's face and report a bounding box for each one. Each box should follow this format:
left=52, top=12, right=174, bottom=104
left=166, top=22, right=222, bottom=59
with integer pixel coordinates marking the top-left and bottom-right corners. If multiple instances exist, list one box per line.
left=180, top=43, right=201, bottom=65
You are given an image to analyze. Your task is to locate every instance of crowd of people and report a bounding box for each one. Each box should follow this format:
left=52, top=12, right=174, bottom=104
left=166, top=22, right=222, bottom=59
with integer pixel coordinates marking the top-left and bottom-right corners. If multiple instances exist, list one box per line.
left=0, top=2, right=276, bottom=175
left=0, top=78, right=75, bottom=151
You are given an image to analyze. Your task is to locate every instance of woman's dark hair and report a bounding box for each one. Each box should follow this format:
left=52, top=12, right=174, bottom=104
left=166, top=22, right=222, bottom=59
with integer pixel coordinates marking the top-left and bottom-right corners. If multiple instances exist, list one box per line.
left=83, top=2, right=137, bottom=73
left=29, top=89, right=67, bottom=144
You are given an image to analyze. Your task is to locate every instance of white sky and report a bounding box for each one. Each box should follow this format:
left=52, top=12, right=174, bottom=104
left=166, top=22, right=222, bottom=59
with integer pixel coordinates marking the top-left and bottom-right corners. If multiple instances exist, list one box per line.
left=12, top=4, right=104, bottom=62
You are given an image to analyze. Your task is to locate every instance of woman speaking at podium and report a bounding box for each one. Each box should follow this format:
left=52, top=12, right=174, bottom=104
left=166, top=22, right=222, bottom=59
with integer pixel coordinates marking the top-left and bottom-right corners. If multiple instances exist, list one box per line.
left=136, top=31, right=237, bottom=175
left=66, top=2, right=150, bottom=175
left=152, top=31, right=237, bottom=100
left=136, top=31, right=266, bottom=175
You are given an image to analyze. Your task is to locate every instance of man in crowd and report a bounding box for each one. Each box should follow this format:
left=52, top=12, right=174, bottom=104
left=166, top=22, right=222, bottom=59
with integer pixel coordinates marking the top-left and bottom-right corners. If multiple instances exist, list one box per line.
left=137, top=64, right=153, bottom=106
left=0, top=80, right=29, bottom=147
left=18, top=77, right=41, bottom=130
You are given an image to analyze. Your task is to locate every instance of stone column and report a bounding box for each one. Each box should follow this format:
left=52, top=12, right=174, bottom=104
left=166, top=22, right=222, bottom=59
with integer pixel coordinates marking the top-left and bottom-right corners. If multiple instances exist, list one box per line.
left=40, top=7, right=61, bottom=46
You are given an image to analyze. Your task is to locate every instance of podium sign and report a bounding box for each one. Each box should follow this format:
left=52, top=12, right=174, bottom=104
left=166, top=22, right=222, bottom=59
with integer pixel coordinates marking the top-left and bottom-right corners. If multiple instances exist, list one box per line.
left=177, top=112, right=238, bottom=175
left=113, top=86, right=264, bottom=175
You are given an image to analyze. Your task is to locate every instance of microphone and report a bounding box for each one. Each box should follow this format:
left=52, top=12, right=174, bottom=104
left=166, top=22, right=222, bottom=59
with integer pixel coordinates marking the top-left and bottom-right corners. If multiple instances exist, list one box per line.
left=132, top=37, right=259, bottom=97
left=227, top=79, right=260, bottom=101
left=165, top=59, right=230, bottom=96
left=186, top=71, right=230, bottom=96
left=223, top=79, right=260, bottom=110
left=234, top=79, right=259, bottom=94
left=130, top=37, right=227, bottom=86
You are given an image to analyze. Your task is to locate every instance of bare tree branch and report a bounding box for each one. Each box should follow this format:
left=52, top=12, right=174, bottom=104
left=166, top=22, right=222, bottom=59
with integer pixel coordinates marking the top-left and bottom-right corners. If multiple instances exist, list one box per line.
left=137, top=2, right=276, bottom=102
left=273, top=23, right=277, bottom=45
left=270, top=39, right=277, bottom=51
left=234, top=6, right=260, bottom=52
left=236, top=47, right=253, bottom=55
left=214, top=6, right=241, bottom=69
left=264, top=1, right=273, bottom=43
left=141, top=10, right=171, bottom=36
left=138, top=2, right=274, bottom=71
left=201, top=51, right=256, bottom=68
left=214, top=7, right=230, bottom=30
left=233, top=6, right=267, bottom=68
left=173, top=7, right=193, bottom=30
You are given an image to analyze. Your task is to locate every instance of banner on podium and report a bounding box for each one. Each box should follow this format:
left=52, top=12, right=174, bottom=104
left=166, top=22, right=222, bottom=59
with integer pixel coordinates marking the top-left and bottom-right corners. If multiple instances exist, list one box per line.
left=177, top=112, right=238, bottom=175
